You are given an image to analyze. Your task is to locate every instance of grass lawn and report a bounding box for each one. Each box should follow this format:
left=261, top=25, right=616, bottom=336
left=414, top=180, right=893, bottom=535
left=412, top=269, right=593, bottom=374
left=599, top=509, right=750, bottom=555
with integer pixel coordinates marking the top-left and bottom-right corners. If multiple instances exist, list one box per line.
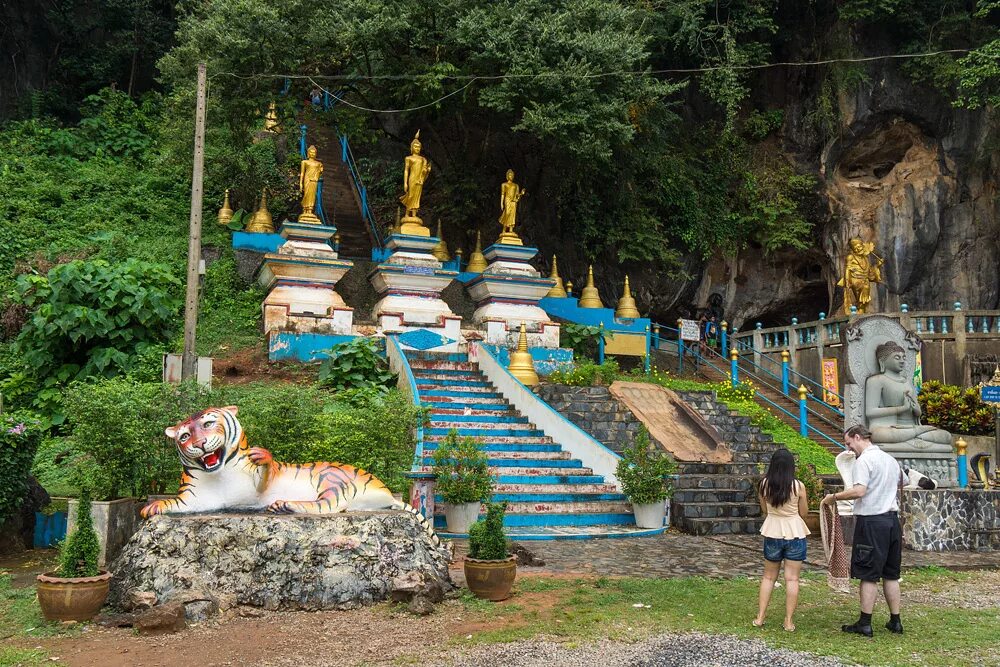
left=0, top=574, right=78, bottom=667
left=458, top=569, right=999, bottom=667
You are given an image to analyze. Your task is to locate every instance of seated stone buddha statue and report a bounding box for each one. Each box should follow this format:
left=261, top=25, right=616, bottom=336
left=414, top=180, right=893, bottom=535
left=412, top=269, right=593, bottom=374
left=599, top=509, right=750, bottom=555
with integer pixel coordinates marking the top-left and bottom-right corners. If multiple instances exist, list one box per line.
left=865, top=341, right=952, bottom=453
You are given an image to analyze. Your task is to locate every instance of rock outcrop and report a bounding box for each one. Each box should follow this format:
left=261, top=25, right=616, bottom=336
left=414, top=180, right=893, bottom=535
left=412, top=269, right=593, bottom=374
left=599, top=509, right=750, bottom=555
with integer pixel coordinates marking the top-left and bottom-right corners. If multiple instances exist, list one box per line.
left=109, top=511, right=452, bottom=612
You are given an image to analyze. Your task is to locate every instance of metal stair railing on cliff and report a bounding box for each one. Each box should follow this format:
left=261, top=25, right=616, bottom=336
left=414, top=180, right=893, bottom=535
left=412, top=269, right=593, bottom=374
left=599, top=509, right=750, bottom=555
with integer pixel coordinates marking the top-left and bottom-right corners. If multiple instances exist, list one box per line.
left=651, top=323, right=845, bottom=452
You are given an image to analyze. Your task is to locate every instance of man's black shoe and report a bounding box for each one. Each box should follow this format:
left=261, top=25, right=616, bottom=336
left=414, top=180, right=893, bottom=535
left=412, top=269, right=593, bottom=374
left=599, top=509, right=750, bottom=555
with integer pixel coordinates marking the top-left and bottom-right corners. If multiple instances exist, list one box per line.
left=842, top=622, right=874, bottom=638
left=885, top=619, right=904, bottom=634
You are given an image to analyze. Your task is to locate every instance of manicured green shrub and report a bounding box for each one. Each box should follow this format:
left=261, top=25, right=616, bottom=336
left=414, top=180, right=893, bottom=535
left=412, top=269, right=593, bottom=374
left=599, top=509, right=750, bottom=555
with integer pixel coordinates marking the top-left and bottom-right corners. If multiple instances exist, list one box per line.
left=317, top=337, right=395, bottom=391
left=918, top=380, right=994, bottom=436
left=0, top=412, right=44, bottom=525
left=615, top=427, right=677, bottom=504
left=547, top=359, right=621, bottom=386
left=468, top=502, right=510, bottom=560
left=432, top=430, right=493, bottom=504
left=57, top=487, right=100, bottom=578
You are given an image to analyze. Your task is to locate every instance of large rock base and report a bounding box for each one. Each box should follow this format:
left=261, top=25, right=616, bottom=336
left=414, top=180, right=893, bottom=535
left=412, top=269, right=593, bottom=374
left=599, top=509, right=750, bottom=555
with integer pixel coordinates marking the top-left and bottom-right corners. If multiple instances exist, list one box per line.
left=110, top=512, right=452, bottom=611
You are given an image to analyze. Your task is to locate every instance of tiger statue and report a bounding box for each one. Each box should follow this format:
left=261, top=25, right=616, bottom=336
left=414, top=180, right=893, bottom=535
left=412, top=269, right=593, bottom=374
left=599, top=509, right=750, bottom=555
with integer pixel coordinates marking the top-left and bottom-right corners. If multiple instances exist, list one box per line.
left=141, top=406, right=439, bottom=545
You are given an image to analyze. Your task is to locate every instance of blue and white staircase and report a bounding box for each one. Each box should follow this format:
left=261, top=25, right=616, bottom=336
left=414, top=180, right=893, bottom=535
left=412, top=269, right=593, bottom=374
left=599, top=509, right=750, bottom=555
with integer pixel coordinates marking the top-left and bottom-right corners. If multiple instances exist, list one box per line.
left=409, top=351, right=664, bottom=540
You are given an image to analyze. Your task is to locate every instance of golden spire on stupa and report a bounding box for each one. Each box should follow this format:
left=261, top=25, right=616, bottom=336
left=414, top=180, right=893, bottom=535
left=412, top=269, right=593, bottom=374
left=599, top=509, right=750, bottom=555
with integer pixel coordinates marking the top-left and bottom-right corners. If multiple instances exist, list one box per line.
left=466, top=231, right=488, bottom=273
left=578, top=265, right=604, bottom=309
left=508, top=322, right=539, bottom=386
left=545, top=255, right=567, bottom=298
left=615, top=275, right=640, bottom=319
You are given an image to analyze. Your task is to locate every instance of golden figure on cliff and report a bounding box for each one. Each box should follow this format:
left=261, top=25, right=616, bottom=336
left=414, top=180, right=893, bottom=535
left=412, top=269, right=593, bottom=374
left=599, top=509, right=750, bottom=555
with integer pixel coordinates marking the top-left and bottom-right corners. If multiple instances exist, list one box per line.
left=837, top=238, right=883, bottom=315
left=399, top=131, right=431, bottom=235
left=298, top=145, right=323, bottom=224
left=497, top=169, right=526, bottom=246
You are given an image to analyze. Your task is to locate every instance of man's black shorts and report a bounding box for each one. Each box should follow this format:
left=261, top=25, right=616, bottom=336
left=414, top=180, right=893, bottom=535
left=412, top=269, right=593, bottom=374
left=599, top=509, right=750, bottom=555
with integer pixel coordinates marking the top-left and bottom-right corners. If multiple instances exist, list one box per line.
left=850, top=512, right=902, bottom=582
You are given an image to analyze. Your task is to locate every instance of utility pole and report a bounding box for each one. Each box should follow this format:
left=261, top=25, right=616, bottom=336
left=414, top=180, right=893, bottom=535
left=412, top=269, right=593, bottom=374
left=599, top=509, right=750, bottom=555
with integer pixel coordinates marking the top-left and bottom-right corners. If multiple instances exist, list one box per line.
left=182, top=62, right=207, bottom=380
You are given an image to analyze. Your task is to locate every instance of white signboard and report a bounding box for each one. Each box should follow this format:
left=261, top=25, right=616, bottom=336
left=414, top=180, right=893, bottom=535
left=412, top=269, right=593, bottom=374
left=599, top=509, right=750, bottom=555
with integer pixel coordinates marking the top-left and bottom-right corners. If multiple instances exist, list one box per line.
left=680, top=319, right=701, bottom=342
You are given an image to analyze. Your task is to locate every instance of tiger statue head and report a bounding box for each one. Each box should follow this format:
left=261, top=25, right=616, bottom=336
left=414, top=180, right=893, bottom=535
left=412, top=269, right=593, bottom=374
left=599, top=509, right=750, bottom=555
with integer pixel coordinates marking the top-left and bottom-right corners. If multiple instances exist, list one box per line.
left=165, top=406, right=242, bottom=473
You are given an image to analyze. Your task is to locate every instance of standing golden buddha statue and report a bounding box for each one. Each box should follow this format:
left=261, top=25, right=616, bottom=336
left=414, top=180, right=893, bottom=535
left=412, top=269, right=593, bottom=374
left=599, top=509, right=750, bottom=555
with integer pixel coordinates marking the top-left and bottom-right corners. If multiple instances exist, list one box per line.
left=399, top=130, right=431, bottom=236
left=837, top=238, right=883, bottom=315
left=298, top=145, right=323, bottom=224
left=497, top=169, right=526, bottom=246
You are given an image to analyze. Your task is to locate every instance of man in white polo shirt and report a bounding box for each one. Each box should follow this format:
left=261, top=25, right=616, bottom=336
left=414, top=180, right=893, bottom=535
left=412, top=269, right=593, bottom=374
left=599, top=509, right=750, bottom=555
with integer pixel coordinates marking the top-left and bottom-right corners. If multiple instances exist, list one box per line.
left=824, top=424, right=905, bottom=638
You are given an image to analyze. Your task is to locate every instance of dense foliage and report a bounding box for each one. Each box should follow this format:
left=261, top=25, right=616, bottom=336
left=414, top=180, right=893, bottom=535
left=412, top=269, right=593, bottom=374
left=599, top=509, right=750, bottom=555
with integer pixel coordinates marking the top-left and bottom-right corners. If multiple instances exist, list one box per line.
left=431, top=430, right=493, bottom=505
left=318, top=338, right=396, bottom=392
left=0, top=412, right=44, bottom=525
left=918, top=380, right=995, bottom=436
left=44, top=379, right=419, bottom=499
left=548, top=359, right=621, bottom=386
left=615, top=427, right=677, bottom=505
left=58, top=487, right=101, bottom=578
left=467, top=502, right=510, bottom=561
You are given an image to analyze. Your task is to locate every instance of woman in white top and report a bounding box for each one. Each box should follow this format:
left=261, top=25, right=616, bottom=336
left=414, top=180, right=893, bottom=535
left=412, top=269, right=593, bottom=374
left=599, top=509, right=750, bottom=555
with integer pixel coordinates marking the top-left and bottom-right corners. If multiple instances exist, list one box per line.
left=754, top=448, right=811, bottom=631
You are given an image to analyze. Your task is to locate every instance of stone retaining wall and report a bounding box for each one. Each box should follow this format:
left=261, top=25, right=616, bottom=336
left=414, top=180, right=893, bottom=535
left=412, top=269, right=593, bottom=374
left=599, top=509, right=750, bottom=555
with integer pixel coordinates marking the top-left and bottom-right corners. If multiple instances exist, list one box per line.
left=534, top=385, right=642, bottom=454
left=901, top=489, right=1000, bottom=552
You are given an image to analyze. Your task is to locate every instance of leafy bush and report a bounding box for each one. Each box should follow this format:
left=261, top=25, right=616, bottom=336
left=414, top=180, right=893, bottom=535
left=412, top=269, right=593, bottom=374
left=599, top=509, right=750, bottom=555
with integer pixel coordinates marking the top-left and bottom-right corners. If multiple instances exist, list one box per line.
left=58, top=487, right=100, bottom=578
left=468, top=502, right=510, bottom=560
left=547, top=359, right=621, bottom=386
left=318, top=338, right=396, bottom=392
left=715, top=379, right=756, bottom=403
left=30, top=437, right=79, bottom=498
left=559, top=323, right=604, bottom=362
left=269, top=388, right=418, bottom=493
left=432, top=430, right=493, bottom=504
left=615, top=427, right=677, bottom=504
left=0, top=412, right=44, bottom=525
left=918, top=380, right=994, bottom=436
left=796, top=461, right=825, bottom=511
left=195, top=253, right=264, bottom=357
left=12, top=259, right=182, bottom=421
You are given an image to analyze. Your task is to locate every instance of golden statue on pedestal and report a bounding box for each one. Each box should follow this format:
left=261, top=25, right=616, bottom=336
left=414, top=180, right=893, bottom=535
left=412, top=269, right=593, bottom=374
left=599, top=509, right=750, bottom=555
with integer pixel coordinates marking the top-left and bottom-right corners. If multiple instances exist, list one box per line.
left=837, top=238, right=883, bottom=315
left=246, top=189, right=274, bottom=234
left=399, top=130, right=431, bottom=236
left=298, top=145, right=323, bottom=224
left=497, top=169, right=526, bottom=246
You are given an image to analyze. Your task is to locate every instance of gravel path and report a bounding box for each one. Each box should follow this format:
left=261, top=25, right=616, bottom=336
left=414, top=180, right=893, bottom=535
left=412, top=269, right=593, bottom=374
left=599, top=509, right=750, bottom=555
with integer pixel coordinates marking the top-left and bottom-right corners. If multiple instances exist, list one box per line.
left=448, top=633, right=849, bottom=667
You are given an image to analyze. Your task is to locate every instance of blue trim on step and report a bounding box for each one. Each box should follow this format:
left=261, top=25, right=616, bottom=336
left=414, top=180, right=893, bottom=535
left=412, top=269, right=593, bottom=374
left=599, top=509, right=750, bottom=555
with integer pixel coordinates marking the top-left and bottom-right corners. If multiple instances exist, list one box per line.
left=423, top=458, right=582, bottom=468
left=422, top=443, right=561, bottom=453
left=438, top=527, right=666, bottom=541
left=425, top=427, right=545, bottom=437
left=427, top=414, right=527, bottom=424
left=495, top=474, right=604, bottom=484
left=433, top=513, right=638, bottom=528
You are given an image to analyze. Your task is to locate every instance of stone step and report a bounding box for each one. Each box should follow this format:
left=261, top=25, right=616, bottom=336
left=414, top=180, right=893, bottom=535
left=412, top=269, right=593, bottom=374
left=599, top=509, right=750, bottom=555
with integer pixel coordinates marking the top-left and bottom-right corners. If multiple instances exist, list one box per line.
left=418, top=385, right=500, bottom=395
left=424, top=434, right=555, bottom=445
left=425, top=456, right=581, bottom=468
left=675, top=517, right=764, bottom=535
left=422, top=441, right=561, bottom=453
left=415, top=378, right=492, bottom=388
left=677, top=462, right=763, bottom=476
left=411, top=371, right=487, bottom=382
left=672, top=488, right=755, bottom=503
left=434, top=512, right=637, bottom=530
left=675, top=474, right=756, bottom=490
left=492, top=482, right=619, bottom=494
left=428, top=407, right=520, bottom=417
left=422, top=449, right=571, bottom=461
left=488, top=491, right=628, bottom=503
left=490, top=465, right=594, bottom=476
left=407, top=352, right=469, bottom=362
left=409, top=360, right=477, bottom=371
left=427, top=414, right=529, bottom=425
left=494, top=473, right=604, bottom=485
left=423, top=398, right=510, bottom=409
left=425, top=427, right=546, bottom=438
left=434, top=500, right=632, bottom=515
left=672, top=501, right=762, bottom=520
left=420, top=389, right=504, bottom=400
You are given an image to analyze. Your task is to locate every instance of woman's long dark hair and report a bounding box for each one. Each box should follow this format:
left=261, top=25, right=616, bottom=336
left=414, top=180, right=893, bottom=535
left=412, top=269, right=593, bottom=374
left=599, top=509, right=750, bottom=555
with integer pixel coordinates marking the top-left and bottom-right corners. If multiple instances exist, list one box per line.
left=760, top=448, right=796, bottom=507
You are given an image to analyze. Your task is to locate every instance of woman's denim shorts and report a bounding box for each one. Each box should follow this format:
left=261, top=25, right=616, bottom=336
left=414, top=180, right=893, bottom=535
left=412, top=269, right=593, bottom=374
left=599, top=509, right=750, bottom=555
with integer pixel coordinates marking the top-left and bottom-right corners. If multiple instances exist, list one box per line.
left=763, top=536, right=807, bottom=562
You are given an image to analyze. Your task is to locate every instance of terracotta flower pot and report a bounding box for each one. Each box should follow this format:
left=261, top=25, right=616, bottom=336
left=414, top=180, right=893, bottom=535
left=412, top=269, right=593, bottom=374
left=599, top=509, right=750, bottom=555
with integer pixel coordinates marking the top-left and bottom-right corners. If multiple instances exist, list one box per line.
left=36, top=570, right=112, bottom=622
left=464, top=556, right=516, bottom=601
left=804, top=510, right=821, bottom=535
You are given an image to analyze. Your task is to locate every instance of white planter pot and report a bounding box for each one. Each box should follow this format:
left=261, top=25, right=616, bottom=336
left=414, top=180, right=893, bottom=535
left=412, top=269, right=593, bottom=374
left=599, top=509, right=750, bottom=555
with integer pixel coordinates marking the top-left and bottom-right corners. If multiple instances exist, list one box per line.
left=444, top=502, right=482, bottom=534
left=632, top=501, right=667, bottom=529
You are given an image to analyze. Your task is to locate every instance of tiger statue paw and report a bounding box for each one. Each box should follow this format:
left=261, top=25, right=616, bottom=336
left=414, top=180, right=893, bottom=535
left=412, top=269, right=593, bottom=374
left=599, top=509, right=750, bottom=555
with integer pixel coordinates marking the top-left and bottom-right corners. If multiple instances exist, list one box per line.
left=266, top=500, right=295, bottom=514
left=247, top=447, right=273, bottom=465
left=140, top=500, right=167, bottom=519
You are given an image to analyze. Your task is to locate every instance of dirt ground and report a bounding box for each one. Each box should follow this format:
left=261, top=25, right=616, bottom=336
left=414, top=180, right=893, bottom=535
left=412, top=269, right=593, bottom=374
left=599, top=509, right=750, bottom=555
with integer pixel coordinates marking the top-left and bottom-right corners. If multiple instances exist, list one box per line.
left=211, top=346, right=316, bottom=385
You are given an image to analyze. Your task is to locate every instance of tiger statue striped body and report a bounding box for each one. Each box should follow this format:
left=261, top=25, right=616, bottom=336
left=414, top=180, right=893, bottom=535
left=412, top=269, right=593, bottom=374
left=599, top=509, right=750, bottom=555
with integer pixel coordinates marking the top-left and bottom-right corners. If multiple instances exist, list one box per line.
left=141, top=406, right=438, bottom=544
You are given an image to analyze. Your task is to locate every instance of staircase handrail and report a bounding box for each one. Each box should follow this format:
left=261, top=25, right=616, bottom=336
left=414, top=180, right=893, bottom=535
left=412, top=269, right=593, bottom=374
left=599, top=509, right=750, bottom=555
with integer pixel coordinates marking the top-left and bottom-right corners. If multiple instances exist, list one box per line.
left=386, top=335, right=425, bottom=470
left=727, top=348, right=845, bottom=417
left=473, top=342, right=622, bottom=484
left=686, top=349, right=846, bottom=451
left=339, top=134, right=384, bottom=250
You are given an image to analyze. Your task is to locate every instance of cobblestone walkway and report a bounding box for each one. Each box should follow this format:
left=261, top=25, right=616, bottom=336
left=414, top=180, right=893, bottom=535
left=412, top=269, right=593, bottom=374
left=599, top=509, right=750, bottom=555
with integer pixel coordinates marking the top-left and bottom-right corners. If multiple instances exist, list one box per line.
left=452, top=532, right=1000, bottom=579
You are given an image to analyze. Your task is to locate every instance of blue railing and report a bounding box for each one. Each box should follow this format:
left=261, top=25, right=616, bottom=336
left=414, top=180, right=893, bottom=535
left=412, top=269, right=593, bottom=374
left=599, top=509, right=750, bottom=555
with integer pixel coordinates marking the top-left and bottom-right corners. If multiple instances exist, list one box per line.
left=386, top=335, right=425, bottom=470
left=339, top=134, right=383, bottom=250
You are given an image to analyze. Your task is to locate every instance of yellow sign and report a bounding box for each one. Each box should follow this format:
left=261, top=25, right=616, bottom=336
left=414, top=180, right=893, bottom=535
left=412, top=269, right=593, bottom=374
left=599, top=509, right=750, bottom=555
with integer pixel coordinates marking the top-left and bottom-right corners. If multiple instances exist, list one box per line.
left=604, top=332, right=646, bottom=357
left=822, top=358, right=840, bottom=407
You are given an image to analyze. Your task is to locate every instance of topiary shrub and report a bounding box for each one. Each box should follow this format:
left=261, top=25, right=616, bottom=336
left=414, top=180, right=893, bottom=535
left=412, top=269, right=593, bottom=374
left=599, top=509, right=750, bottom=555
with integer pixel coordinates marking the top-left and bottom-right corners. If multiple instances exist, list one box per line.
left=615, top=427, right=677, bottom=504
left=467, top=502, right=509, bottom=560
left=0, top=411, right=44, bottom=526
left=918, top=380, right=994, bottom=436
left=58, top=487, right=100, bottom=578
left=432, top=430, right=492, bottom=504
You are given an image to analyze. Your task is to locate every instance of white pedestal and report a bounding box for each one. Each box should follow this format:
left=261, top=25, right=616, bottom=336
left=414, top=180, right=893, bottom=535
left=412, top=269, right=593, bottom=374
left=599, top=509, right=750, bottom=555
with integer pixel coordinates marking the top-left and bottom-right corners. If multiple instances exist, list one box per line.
left=257, top=223, right=354, bottom=335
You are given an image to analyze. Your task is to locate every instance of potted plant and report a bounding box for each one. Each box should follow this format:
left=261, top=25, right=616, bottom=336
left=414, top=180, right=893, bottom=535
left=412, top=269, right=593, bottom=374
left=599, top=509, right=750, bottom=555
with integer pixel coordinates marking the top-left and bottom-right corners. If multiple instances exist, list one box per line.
left=432, top=430, right=493, bottom=533
left=797, top=462, right=825, bottom=534
left=616, top=427, right=677, bottom=529
left=36, top=487, right=112, bottom=621
left=464, top=502, right=516, bottom=601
